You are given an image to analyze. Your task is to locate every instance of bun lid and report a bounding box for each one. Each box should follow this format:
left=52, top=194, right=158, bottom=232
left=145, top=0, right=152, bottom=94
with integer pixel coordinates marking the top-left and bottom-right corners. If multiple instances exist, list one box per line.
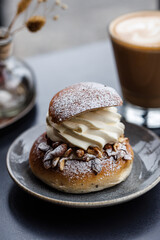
left=49, top=82, right=122, bottom=123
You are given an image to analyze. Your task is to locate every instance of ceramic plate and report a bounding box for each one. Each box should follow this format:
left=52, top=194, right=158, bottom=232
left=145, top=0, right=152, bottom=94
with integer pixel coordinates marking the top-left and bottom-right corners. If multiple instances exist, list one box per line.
left=7, top=122, right=160, bottom=208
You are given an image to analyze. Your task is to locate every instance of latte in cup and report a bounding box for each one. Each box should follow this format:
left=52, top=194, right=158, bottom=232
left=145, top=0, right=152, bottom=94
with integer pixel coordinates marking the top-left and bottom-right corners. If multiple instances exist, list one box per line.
left=109, top=11, right=160, bottom=108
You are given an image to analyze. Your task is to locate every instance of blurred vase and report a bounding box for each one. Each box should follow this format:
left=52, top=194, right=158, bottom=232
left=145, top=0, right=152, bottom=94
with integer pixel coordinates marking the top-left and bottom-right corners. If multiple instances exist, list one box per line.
left=0, top=27, right=36, bottom=118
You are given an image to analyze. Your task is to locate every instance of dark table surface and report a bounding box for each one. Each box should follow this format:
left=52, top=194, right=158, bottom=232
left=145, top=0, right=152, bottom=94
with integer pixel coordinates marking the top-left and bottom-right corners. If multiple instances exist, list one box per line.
left=1, top=41, right=160, bottom=240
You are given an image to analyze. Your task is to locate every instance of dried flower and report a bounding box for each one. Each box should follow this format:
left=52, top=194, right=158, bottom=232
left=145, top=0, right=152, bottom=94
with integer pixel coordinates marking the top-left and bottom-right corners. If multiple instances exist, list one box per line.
left=26, top=16, right=46, bottom=32
left=55, top=0, right=61, bottom=6
left=61, top=3, right=68, bottom=10
left=38, top=0, right=47, bottom=3
left=6, top=0, right=68, bottom=37
left=17, top=0, right=32, bottom=15
left=53, top=15, right=59, bottom=21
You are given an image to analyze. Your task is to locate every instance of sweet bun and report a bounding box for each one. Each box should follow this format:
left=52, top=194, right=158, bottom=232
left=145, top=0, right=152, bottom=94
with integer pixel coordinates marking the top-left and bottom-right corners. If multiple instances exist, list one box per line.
left=49, top=82, right=122, bottom=123
left=29, top=133, right=134, bottom=194
left=29, top=82, right=134, bottom=194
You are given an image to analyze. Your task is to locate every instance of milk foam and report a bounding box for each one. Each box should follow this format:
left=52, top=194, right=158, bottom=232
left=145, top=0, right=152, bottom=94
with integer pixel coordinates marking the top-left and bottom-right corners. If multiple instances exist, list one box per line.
left=111, top=13, right=160, bottom=47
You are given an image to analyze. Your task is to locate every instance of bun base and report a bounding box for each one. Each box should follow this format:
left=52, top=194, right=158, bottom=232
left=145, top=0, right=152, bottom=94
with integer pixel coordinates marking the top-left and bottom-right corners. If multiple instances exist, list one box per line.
left=29, top=133, right=134, bottom=194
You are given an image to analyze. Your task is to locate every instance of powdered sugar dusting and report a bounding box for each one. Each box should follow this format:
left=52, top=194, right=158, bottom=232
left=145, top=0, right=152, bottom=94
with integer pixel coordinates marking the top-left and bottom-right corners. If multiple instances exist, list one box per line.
left=64, top=160, right=92, bottom=177
left=49, top=82, right=122, bottom=123
left=60, top=157, right=126, bottom=182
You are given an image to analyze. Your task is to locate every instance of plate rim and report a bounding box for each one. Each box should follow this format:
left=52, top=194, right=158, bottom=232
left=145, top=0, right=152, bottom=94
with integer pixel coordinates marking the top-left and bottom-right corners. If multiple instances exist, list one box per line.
left=6, top=124, right=160, bottom=208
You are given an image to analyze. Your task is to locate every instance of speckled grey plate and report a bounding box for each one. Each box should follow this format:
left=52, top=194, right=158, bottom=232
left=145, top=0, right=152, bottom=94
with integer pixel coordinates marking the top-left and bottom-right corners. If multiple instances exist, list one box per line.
left=7, top=122, right=160, bottom=208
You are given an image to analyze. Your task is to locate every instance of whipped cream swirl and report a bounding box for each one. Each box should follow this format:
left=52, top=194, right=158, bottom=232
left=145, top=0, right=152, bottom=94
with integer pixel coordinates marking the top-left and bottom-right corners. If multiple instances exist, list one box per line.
left=46, top=107, right=124, bottom=150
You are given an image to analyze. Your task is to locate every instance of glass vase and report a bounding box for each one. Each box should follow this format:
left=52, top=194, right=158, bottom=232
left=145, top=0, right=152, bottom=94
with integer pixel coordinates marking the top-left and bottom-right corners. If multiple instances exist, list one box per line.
left=0, top=27, right=36, bottom=119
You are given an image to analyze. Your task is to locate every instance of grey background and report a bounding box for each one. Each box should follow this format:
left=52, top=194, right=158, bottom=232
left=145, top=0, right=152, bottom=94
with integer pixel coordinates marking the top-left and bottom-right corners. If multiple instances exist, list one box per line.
left=3, top=0, right=157, bottom=57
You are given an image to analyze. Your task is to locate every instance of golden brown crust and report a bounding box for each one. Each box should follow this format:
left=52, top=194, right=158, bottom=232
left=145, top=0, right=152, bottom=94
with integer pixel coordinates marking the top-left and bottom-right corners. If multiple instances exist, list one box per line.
left=29, top=133, right=134, bottom=194
left=49, top=82, right=123, bottom=123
